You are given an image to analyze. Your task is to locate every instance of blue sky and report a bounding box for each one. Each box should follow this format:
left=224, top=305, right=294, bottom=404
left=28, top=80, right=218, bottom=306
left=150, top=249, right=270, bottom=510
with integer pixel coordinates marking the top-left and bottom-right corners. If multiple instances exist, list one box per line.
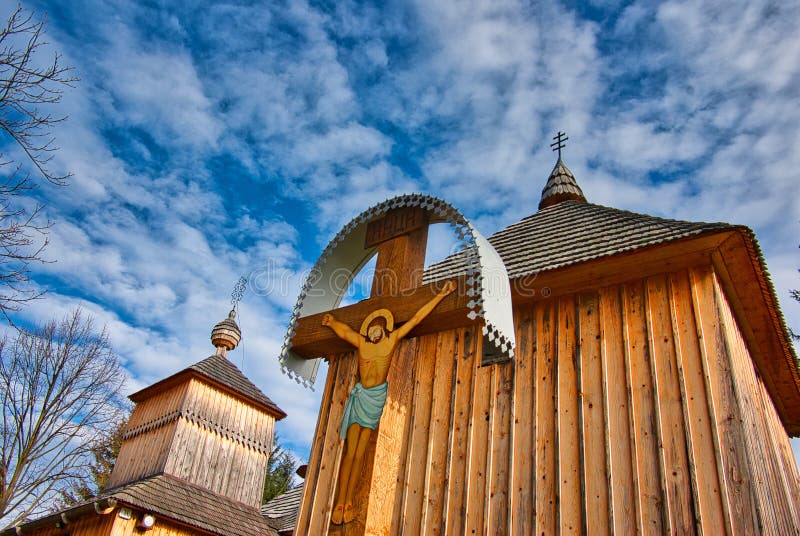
left=2, top=0, right=798, bottom=465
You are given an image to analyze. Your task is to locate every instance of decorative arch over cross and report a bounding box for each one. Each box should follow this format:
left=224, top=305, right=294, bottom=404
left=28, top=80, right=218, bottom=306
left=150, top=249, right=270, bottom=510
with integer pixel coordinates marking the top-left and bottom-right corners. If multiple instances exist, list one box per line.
left=279, top=193, right=516, bottom=388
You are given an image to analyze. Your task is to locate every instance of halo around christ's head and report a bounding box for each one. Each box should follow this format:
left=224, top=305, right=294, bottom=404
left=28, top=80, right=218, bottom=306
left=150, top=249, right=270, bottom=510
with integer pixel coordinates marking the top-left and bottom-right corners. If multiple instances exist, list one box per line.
left=359, top=308, right=394, bottom=336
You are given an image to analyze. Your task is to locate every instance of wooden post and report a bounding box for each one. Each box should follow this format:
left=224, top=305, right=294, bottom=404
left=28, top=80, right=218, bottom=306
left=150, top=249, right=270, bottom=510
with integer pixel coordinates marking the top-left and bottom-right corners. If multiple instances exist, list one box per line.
left=333, top=209, right=429, bottom=534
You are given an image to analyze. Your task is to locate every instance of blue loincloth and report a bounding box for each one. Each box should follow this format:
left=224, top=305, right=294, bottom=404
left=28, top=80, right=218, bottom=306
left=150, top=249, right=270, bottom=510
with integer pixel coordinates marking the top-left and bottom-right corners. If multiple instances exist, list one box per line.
left=340, top=381, right=389, bottom=440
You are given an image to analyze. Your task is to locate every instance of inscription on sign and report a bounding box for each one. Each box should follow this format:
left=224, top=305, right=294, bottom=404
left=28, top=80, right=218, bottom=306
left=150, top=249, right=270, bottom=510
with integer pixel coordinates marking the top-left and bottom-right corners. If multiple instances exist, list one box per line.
left=364, top=207, right=427, bottom=248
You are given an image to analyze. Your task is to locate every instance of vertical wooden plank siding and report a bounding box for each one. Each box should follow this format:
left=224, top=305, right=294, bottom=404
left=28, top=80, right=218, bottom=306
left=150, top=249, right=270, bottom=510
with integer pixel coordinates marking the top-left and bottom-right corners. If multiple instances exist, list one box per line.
left=366, top=339, right=418, bottom=534
left=557, top=296, right=583, bottom=535
left=646, top=275, right=696, bottom=534
left=464, top=359, right=493, bottom=533
left=307, top=351, right=358, bottom=535
left=420, top=331, right=457, bottom=535
left=294, top=266, right=800, bottom=536
left=444, top=327, right=478, bottom=535
left=578, top=293, right=610, bottom=536
left=599, top=287, right=637, bottom=534
left=714, top=275, right=796, bottom=535
left=623, top=282, right=665, bottom=533
left=689, top=266, right=762, bottom=534
left=510, top=305, right=535, bottom=534
left=27, top=511, right=116, bottom=536
left=758, top=381, right=800, bottom=529
left=369, top=338, right=419, bottom=535
left=668, top=271, right=728, bottom=535
left=487, top=359, right=513, bottom=532
left=401, top=334, right=438, bottom=532
left=535, top=300, right=558, bottom=535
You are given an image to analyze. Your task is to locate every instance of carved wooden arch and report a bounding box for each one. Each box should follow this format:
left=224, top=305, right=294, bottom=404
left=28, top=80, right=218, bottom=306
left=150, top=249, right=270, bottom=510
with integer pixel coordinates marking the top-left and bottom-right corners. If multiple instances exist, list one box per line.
left=279, top=193, right=516, bottom=388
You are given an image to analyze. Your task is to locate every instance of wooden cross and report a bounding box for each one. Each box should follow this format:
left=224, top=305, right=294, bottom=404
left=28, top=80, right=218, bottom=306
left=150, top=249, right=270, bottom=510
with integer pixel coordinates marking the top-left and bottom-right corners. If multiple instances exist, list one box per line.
left=289, top=207, right=473, bottom=358
left=290, top=206, right=477, bottom=533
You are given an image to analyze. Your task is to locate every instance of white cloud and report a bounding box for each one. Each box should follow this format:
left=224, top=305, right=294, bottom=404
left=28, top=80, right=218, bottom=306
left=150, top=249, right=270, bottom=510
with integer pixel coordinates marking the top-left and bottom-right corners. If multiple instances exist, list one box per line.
left=6, top=0, right=799, bottom=472
left=97, top=24, right=222, bottom=150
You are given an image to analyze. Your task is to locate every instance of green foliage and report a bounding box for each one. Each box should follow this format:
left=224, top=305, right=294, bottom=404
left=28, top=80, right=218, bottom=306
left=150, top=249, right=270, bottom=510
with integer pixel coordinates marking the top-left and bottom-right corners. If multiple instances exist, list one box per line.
left=263, top=436, right=297, bottom=503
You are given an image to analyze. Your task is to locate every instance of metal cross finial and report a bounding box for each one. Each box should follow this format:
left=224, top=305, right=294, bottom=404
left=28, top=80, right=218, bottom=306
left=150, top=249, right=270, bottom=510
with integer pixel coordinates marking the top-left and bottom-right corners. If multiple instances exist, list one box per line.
left=231, top=276, right=247, bottom=311
left=550, top=131, right=569, bottom=159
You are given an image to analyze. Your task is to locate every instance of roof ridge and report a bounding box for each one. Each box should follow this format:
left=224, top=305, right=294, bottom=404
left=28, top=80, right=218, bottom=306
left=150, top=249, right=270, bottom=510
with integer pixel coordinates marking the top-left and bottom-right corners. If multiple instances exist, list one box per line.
left=515, top=201, right=731, bottom=235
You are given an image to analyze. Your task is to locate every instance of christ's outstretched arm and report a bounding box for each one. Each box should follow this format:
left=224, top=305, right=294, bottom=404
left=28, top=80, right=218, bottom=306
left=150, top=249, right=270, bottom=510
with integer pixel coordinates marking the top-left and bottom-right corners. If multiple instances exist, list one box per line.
left=322, top=314, right=361, bottom=347
left=393, top=280, right=457, bottom=340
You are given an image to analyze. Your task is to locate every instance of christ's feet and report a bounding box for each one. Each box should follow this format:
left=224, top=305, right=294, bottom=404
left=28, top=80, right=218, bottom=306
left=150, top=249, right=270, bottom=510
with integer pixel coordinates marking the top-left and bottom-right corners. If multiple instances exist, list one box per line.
left=332, top=504, right=344, bottom=525
left=343, top=503, right=356, bottom=524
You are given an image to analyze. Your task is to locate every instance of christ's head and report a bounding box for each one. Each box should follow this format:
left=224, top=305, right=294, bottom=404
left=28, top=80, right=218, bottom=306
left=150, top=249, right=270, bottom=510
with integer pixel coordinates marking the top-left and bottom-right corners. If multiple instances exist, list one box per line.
left=366, top=317, right=388, bottom=343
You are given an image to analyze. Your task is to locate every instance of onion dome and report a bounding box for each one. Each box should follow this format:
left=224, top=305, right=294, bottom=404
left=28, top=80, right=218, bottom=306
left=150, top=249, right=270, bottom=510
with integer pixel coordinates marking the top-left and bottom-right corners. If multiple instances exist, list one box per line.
left=538, top=157, right=586, bottom=210
left=211, top=309, right=241, bottom=356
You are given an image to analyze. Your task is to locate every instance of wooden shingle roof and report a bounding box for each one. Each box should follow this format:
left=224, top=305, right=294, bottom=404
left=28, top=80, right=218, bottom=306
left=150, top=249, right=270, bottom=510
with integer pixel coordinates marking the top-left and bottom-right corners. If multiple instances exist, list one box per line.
left=103, top=474, right=278, bottom=536
left=130, top=354, right=286, bottom=419
left=538, top=158, right=586, bottom=209
left=262, top=483, right=304, bottom=534
left=425, top=200, right=733, bottom=282
left=189, top=354, right=286, bottom=418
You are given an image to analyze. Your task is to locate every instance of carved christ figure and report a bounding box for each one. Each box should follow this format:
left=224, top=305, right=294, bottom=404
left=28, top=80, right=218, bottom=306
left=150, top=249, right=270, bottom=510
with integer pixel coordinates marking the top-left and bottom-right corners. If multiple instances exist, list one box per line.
left=322, top=280, right=457, bottom=525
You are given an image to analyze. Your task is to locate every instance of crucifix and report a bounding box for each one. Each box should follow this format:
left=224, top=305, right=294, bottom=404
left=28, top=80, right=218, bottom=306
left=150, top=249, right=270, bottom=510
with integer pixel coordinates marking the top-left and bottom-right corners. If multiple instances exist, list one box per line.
left=323, top=279, right=455, bottom=524
left=288, top=206, right=474, bottom=533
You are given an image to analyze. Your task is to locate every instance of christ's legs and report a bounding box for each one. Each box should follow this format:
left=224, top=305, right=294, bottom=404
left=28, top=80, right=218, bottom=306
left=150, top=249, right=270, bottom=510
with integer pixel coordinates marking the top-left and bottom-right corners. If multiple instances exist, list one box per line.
left=343, top=425, right=373, bottom=523
left=333, top=423, right=362, bottom=524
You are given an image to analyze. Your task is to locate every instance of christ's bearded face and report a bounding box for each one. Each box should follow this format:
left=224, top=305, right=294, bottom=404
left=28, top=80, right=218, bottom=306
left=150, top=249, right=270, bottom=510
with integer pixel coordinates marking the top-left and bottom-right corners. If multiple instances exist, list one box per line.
left=367, top=324, right=385, bottom=343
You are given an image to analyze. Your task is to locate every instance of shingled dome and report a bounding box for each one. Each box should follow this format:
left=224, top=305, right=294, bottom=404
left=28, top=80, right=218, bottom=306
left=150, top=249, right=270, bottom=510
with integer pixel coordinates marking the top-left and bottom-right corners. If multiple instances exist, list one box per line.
left=211, top=309, right=241, bottom=354
left=538, top=157, right=586, bottom=209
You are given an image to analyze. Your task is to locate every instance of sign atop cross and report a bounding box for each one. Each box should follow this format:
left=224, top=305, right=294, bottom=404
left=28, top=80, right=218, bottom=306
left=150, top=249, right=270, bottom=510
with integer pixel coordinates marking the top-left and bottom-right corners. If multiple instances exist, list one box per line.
left=550, top=130, right=568, bottom=159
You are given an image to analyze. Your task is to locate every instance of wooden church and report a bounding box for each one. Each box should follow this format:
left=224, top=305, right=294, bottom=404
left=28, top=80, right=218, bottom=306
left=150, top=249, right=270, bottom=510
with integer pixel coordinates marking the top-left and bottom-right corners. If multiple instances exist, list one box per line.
left=286, top=139, right=800, bottom=534
left=5, top=311, right=288, bottom=536
left=6, top=136, right=800, bottom=536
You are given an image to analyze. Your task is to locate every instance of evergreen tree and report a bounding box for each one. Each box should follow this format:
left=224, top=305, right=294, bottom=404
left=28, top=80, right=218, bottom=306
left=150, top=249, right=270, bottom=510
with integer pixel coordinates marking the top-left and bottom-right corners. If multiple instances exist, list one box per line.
left=263, top=436, right=297, bottom=503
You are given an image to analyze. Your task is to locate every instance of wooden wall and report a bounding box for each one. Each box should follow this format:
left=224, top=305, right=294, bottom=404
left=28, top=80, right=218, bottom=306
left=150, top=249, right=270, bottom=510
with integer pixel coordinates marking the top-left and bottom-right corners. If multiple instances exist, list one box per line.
left=109, top=512, right=216, bottom=536
left=27, top=511, right=115, bottom=536
left=297, top=264, right=800, bottom=535
left=110, top=381, right=189, bottom=488
left=109, top=378, right=274, bottom=507
left=164, top=379, right=274, bottom=507
left=25, top=509, right=216, bottom=536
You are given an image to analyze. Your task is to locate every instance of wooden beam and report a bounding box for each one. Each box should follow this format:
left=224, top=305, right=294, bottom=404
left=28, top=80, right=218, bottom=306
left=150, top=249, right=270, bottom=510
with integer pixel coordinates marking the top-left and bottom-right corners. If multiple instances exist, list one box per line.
left=712, top=231, right=800, bottom=434
left=289, top=277, right=473, bottom=358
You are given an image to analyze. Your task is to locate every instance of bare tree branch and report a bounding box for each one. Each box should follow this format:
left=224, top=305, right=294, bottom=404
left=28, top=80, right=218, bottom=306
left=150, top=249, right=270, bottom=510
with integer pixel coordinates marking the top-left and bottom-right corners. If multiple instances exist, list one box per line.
left=0, top=309, right=125, bottom=529
left=0, top=5, right=76, bottom=320
left=0, top=5, right=76, bottom=185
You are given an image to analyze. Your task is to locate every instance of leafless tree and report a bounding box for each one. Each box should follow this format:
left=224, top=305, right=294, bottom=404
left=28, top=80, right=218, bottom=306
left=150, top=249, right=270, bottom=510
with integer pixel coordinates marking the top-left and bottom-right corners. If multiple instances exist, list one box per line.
left=0, top=310, right=126, bottom=529
left=0, top=5, right=75, bottom=184
left=0, top=5, right=76, bottom=320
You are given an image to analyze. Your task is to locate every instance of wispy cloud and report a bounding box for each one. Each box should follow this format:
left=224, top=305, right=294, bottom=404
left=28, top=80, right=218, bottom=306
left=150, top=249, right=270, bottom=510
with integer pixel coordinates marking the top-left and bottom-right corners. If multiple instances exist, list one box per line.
left=7, top=0, right=798, bottom=463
